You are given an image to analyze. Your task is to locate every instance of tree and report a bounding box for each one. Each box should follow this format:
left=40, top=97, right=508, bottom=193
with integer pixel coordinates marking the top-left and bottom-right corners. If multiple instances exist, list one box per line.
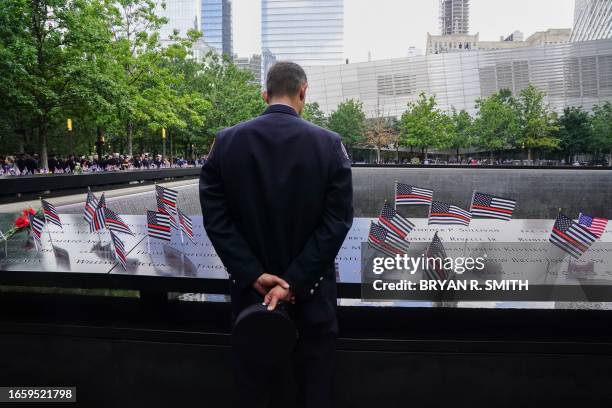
left=447, top=108, right=473, bottom=163
left=327, top=99, right=366, bottom=151
left=514, top=84, right=559, bottom=161
left=472, top=89, right=518, bottom=161
left=556, top=106, right=591, bottom=164
left=398, top=92, right=448, bottom=159
left=589, top=101, right=612, bottom=164
left=0, top=0, right=116, bottom=168
left=365, top=116, right=396, bottom=164
left=194, top=52, right=266, bottom=149
left=302, top=102, right=327, bottom=128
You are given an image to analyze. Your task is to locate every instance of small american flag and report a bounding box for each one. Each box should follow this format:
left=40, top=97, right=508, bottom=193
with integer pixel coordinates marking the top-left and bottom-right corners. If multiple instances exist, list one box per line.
left=95, top=193, right=107, bottom=230
left=178, top=208, right=195, bottom=243
left=367, top=222, right=410, bottom=257
left=424, top=232, right=451, bottom=281
left=104, top=208, right=134, bottom=236
left=395, top=182, right=433, bottom=206
left=429, top=201, right=472, bottom=226
left=156, top=195, right=177, bottom=229
left=550, top=213, right=597, bottom=259
left=147, top=210, right=172, bottom=241
left=41, top=199, right=62, bottom=228
left=28, top=213, right=45, bottom=244
left=470, top=192, right=516, bottom=221
left=379, top=202, right=414, bottom=239
left=156, top=185, right=178, bottom=216
left=578, top=213, right=608, bottom=239
left=83, top=188, right=100, bottom=232
left=110, top=230, right=127, bottom=270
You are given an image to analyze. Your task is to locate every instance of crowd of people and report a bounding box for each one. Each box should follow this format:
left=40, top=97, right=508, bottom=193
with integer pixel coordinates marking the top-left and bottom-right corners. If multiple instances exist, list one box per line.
left=0, top=153, right=207, bottom=176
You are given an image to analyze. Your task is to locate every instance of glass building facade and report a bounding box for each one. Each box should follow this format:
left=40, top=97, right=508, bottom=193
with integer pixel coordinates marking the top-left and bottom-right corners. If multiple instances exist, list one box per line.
left=202, top=0, right=233, bottom=56
left=439, top=0, right=470, bottom=35
left=261, top=0, right=344, bottom=71
left=571, top=0, right=612, bottom=42
left=156, top=0, right=201, bottom=40
left=304, top=39, right=612, bottom=118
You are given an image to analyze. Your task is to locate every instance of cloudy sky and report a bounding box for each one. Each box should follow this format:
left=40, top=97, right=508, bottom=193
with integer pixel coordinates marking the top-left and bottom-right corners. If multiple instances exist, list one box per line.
left=232, top=0, right=575, bottom=62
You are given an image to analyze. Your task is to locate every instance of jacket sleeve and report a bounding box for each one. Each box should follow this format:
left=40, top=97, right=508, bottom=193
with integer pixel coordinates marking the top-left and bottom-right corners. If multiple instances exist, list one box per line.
left=199, top=136, right=264, bottom=291
left=283, top=135, right=354, bottom=299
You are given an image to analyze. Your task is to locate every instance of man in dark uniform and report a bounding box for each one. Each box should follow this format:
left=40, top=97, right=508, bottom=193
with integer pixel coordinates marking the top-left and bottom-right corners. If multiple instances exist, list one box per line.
left=199, top=61, right=353, bottom=408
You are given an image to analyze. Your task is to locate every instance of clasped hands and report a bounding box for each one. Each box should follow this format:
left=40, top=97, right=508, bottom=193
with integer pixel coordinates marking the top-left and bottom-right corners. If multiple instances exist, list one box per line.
left=253, top=273, right=296, bottom=311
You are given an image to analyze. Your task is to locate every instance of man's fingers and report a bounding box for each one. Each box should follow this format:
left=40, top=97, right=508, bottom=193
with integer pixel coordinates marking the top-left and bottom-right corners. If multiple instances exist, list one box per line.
left=273, top=276, right=290, bottom=289
left=267, top=293, right=279, bottom=311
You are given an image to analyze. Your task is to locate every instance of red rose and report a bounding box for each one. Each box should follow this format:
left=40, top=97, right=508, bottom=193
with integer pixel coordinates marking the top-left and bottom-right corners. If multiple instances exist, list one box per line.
left=15, top=215, right=30, bottom=229
left=22, top=208, right=36, bottom=217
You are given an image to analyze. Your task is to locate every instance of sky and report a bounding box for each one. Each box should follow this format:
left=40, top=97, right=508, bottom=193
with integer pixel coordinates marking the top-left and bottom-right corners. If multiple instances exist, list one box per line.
left=232, top=0, right=576, bottom=62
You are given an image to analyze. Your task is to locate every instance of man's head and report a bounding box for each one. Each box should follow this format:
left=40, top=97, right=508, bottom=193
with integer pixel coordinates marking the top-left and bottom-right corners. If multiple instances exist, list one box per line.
left=263, top=61, right=308, bottom=115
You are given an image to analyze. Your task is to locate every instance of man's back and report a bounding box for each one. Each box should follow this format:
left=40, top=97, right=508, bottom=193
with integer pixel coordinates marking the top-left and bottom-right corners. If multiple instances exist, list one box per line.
left=211, top=104, right=346, bottom=276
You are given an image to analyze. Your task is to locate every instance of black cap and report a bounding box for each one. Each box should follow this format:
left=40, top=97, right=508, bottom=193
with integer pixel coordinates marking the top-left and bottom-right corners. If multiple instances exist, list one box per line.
left=232, top=302, right=297, bottom=366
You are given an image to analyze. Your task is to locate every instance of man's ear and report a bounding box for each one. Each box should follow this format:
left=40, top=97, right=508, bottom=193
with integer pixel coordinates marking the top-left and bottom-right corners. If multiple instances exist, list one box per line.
left=299, top=84, right=308, bottom=102
left=262, top=90, right=269, bottom=104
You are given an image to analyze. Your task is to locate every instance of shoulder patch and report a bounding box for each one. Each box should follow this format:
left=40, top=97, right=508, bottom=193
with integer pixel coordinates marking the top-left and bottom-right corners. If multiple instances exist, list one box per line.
left=340, top=142, right=350, bottom=161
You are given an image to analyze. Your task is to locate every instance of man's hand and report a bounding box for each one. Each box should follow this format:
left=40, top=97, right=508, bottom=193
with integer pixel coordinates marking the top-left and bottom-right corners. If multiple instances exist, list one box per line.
left=263, top=285, right=293, bottom=311
left=252, top=273, right=290, bottom=297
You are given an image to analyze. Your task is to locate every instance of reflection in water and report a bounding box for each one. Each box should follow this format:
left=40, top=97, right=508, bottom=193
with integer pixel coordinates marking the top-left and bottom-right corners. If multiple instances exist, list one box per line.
left=52, top=245, right=71, bottom=270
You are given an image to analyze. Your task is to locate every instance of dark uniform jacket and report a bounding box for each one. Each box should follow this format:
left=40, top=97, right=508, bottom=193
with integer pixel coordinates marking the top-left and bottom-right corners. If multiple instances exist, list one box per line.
left=199, top=104, right=353, bottom=324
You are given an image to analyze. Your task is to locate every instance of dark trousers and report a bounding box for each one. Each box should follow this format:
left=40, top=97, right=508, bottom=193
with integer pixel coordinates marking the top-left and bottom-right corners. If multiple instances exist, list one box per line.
left=232, top=302, right=338, bottom=408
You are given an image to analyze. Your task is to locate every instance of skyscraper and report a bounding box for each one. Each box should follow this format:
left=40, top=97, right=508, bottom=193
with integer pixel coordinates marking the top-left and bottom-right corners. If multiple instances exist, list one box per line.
left=571, top=0, right=612, bottom=42
left=261, top=0, right=344, bottom=70
left=439, top=0, right=470, bottom=35
left=156, top=0, right=201, bottom=40
left=202, top=0, right=233, bottom=56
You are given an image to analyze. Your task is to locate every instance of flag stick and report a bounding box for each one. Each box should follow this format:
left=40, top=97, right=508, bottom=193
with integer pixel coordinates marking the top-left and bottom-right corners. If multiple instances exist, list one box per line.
left=394, top=180, right=398, bottom=211
left=147, top=234, right=151, bottom=254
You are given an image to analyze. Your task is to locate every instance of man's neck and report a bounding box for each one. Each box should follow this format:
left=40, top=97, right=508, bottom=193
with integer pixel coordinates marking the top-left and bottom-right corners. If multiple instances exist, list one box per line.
left=268, top=98, right=300, bottom=114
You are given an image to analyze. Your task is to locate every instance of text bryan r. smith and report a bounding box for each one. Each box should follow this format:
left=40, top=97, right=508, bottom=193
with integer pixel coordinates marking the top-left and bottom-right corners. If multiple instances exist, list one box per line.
left=372, top=279, right=530, bottom=292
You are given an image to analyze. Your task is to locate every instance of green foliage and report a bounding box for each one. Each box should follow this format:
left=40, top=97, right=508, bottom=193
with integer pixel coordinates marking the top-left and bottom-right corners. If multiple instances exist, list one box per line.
left=556, top=106, right=591, bottom=162
left=302, top=102, right=327, bottom=128
left=446, top=108, right=473, bottom=160
left=327, top=99, right=366, bottom=148
left=399, top=93, right=449, bottom=154
left=472, top=89, right=519, bottom=158
left=589, top=101, right=612, bottom=158
left=514, top=84, right=559, bottom=159
left=0, top=0, right=265, bottom=164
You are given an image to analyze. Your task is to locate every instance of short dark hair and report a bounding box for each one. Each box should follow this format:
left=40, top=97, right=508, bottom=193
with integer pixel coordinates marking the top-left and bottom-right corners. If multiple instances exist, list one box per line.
left=266, top=61, right=307, bottom=99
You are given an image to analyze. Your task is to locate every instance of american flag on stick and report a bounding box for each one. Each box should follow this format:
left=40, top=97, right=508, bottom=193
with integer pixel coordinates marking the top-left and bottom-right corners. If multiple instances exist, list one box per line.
left=147, top=210, right=172, bottom=241
left=379, top=202, right=414, bottom=239
left=95, top=193, right=107, bottom=230
left=470, top=192, right=516, bottom=221
left=104, top=208, right=134, bottom=236
left=549, top=213, right=597, bottom=259
left=156, top=194, right=178, bottom=229
left=178, top=208, right=195, bottom=243
left=110, top=230, right=127, bottom=270
left=395, top=182, right=433, bottom=206
left=428, top=201, right=472, bottom=226
left=367, top=222, right=410, bottom=257
left=578, top=213, right=608, bottom=239
left=28, top=213, right=45, bottom=245
left=83, top=188, right=100, bottom=232
left=156, top=185, right=178, bottom=216
left=41, top=199, right=62, bottom=228
left=424, top=232, right=451, bottom=281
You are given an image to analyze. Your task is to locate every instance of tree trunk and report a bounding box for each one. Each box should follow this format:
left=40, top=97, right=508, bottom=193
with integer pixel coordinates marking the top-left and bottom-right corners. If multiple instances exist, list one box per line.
left=376, top=147, right=381, bottom=164
left=126, top=122, right=134, bottom=156
left=38, top=117, right=49, bottom=170
left=17, top=130, right=25, bottom=154
left=528, top=148, right=533, bottom=163
left=456, top=147, right=460, bottom=163
left=96, top=127, right=104, bottom=157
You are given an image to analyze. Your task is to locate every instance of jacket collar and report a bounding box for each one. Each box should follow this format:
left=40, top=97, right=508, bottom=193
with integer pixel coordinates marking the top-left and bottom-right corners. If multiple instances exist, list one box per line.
left=262, top=104, right=300, bottom=117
